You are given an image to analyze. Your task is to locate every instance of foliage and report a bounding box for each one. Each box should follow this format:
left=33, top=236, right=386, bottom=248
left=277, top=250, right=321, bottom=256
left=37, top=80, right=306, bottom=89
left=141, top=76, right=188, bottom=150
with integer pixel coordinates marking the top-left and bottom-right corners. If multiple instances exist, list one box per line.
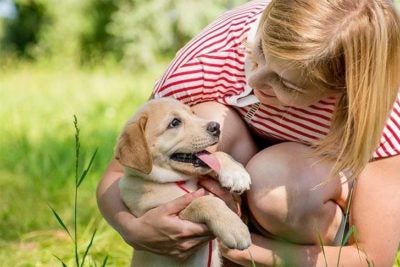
left=0, top=0, right=246, bottom=68
left=49, top=115, right=105, bottom=266
left=107, top=0, right=247, bottom=70
left=79, top=0, right=120, bottom=65
left=1, top=0, right=50, bottom=58
left=0, top=62, right=162, bottom=265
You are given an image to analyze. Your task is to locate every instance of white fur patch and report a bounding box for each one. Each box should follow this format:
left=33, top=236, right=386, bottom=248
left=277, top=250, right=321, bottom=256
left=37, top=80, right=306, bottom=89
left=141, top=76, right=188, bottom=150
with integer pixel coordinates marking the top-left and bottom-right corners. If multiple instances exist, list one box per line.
left=147, top=165, right=193, bottom=183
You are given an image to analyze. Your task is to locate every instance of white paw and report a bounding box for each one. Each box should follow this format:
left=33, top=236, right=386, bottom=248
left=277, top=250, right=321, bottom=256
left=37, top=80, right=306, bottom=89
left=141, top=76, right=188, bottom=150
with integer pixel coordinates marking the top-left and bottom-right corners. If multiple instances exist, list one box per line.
left=218, top=163, right=251, bottom=194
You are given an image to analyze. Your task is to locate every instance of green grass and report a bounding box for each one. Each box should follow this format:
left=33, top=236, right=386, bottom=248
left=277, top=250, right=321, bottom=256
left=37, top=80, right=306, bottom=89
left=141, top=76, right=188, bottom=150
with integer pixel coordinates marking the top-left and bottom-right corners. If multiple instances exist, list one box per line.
left=0, top=60, right=165, bottom=266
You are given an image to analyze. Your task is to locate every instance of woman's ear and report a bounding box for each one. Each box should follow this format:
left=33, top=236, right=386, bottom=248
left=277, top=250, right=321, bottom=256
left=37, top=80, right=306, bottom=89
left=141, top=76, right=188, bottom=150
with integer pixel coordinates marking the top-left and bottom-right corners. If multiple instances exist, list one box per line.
left=115, top=116, right=152, bottom=174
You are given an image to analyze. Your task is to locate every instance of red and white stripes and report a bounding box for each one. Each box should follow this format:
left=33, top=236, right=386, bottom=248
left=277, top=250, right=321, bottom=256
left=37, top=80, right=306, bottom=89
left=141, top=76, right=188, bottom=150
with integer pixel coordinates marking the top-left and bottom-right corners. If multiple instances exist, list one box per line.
left=374, top=97, right=400, bottom=158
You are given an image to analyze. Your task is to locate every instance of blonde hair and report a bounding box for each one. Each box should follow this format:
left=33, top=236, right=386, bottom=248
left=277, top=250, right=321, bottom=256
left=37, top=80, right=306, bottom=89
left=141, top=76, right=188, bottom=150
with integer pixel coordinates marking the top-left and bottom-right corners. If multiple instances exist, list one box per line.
left=260, top=0, right=400, bottom=180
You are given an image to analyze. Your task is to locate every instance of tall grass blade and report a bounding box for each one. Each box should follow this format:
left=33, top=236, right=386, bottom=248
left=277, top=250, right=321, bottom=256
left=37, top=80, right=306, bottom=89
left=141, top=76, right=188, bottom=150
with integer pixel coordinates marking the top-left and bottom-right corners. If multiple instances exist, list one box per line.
left=337, top=180, right=355, bottom=267
left=80, top=229, right=98, bottom=267
left=101, top=255, right=109, bottom=267
left=317, top=232, right=328, bottom=267
left=77, top=148, right=98, bottom=188
left=53, top=255, right=68, bottom=267
left=341, top=225, right=355, bottom=246
left=73, top=115, right=81, bottom=186
left=74, top=115, right=80, bottom=267
left=248, top=249, right=256, bottom=267
left=49, top=205, right=72, bottom=240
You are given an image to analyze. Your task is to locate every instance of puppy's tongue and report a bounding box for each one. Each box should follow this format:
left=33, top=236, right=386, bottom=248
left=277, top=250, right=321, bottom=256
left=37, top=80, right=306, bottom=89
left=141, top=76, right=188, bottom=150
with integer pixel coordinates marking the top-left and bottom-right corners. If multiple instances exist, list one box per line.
left=195, top=151, right=220, bottom=172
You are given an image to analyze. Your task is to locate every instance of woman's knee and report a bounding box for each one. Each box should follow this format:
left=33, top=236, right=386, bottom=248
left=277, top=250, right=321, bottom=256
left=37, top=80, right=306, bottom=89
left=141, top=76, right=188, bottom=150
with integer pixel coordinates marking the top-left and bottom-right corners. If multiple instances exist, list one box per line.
left=191, top=101, right=257, bottom=165
left=246, top=143, right=310, bottom=227
left=245, top=142, right=344, bottom=243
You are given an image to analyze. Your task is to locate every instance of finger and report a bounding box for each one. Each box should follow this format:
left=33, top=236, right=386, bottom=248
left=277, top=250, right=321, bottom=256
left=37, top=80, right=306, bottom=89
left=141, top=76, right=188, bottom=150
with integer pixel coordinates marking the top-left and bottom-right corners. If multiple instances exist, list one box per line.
left=174, top=237, right=215, bottom=260
left=163, top=188, right=206, bottom=214
left=179, top=236, right=214, bottom=251
left=179, top=220, right=213, bottom=237
left=198, top=177, right=226, bottom=197
left=199, top=179, right=241, bottom=214
left=199, top=178, right=236, bottom=205
left=219, top=241, right=248, bottom=266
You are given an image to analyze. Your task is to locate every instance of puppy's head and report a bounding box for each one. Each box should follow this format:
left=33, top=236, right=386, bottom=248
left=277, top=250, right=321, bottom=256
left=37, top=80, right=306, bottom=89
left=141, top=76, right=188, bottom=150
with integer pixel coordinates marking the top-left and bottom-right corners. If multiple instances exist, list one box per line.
left=115, top=98, right=220, bottom=177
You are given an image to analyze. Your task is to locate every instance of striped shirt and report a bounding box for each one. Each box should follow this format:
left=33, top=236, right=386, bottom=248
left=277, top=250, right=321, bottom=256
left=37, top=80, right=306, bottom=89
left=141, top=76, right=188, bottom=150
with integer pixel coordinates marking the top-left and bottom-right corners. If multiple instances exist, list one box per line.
left=153, top=0, right=400, bottom=159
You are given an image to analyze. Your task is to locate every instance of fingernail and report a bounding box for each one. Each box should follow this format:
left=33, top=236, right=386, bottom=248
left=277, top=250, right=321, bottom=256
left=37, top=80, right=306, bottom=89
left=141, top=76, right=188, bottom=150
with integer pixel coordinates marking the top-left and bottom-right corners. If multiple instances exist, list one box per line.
left=193, top=188, right=205, bottom=196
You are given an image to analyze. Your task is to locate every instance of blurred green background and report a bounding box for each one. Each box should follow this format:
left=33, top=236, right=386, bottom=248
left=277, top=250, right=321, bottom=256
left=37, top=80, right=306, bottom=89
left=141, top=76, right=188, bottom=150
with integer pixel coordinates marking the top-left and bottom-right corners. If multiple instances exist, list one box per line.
left=0, top=0, right=399, bottom=266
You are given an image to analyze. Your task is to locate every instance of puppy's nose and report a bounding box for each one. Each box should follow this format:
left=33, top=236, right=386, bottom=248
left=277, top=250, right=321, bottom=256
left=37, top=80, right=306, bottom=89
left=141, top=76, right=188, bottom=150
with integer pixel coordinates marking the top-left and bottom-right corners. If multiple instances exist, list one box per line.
left=206, top=121, right=220, bottom=137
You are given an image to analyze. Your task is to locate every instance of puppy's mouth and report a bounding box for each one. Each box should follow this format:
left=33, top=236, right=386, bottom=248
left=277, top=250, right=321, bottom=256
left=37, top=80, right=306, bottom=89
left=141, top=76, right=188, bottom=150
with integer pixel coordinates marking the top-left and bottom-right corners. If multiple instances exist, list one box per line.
left=170, top=151, right=209, bottom=168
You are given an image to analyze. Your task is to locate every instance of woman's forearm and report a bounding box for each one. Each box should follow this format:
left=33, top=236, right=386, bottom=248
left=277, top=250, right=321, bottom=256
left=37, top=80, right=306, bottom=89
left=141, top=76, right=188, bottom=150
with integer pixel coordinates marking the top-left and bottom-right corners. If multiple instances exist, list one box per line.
left=225, top=234, right=368, bottom=267
left=96, top=159, right=212, bottom=256
left=96, top=159, right=136, bottom=235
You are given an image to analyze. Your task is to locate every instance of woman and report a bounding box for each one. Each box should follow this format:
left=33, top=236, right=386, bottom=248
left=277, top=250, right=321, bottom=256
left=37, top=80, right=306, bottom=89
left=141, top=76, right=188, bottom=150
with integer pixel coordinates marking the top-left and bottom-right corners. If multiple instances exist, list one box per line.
left=97, top=0, right=400, bottom=265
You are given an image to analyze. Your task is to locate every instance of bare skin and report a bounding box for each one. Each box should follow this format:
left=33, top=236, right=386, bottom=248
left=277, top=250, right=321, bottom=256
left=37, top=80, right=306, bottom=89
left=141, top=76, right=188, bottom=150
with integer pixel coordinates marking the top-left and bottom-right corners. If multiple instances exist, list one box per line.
left=216, top=153, right=400, bottom=267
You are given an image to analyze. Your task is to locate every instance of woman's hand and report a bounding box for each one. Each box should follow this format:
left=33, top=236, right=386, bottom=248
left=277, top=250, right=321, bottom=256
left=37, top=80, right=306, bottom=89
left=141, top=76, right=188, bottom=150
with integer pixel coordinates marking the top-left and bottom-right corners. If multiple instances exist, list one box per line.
left=120, top=189, right=214, bottom=260
left=220, top=233, right=278, bottom=267
left=97, top=160, right=214, bottom=260
left=198, top=177, right=242, bottom=216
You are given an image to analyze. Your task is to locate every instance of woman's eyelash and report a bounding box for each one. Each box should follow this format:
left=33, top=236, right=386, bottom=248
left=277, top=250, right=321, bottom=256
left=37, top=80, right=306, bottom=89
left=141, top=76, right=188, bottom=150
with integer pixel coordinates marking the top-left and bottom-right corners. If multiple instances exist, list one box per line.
left=257, top=41, right=263, bottom=55
left=273, top=76, right=297, bottom=92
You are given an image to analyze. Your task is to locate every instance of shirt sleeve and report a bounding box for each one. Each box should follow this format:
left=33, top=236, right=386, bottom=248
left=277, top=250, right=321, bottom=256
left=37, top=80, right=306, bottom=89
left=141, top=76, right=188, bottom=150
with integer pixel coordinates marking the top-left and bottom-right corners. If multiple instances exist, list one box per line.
left=153, top=51, right=247, bottom=106
left=373, top=92, right=400, bottom=158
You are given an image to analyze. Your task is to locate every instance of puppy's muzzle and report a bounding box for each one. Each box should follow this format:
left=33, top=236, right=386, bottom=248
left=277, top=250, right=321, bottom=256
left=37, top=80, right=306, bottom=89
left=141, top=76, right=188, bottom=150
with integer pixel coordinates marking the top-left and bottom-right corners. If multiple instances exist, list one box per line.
left=207, top=122, right=220, bottom=137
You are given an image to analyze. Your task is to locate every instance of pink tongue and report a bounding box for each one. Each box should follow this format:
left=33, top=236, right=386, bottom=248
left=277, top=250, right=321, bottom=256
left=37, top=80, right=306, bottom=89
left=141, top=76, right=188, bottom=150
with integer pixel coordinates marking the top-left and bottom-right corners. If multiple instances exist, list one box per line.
left=196, top=151, right=221, bottom=172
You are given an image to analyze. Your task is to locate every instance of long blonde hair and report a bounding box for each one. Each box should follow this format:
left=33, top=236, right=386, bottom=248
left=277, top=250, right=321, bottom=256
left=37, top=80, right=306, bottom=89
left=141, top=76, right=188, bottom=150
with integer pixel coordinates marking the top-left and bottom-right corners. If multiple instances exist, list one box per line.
left=260, top=0, right=400, bottom=180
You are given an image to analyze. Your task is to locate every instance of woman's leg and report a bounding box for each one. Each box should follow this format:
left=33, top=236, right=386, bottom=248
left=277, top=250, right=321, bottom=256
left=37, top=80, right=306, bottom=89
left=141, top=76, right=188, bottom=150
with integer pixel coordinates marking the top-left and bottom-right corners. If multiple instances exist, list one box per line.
left=246, top=142, right=352, bottom=245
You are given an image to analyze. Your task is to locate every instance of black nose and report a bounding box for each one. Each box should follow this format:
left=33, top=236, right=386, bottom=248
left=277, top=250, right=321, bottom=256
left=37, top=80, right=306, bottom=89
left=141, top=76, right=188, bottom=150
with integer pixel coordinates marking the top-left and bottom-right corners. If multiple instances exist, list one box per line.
left=206, top=121, right=220, bottom=137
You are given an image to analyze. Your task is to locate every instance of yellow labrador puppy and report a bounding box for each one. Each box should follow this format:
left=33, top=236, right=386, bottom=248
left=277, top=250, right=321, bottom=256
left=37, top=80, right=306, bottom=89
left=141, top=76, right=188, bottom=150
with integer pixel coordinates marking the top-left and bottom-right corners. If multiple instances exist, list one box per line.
left=116, top=98, right=251, bottom=267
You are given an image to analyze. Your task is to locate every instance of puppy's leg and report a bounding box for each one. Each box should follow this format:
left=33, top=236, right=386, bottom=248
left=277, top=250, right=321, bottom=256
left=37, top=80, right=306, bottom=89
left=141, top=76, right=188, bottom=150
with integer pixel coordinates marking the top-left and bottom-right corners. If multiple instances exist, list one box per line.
left=180, top=195, right=251, bottom=250
left=213, top=151, right=251, bottom=194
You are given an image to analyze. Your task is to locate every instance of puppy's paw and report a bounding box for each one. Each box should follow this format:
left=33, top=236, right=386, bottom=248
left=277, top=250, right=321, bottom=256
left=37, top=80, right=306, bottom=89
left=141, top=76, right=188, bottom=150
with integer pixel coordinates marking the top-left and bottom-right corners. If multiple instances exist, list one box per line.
left=218, top=164, right=251, bottom=194
left=213, top=152, right=251, bottom=194
left=212, top=216, right=251, bottom=250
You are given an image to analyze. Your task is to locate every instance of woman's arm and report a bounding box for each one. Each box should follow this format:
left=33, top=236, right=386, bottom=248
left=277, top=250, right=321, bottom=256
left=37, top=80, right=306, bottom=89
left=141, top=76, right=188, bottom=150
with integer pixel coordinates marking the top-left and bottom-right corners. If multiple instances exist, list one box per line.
left=219, top=154, right=400, bottom=266
left=96, top=159, right=213, bottom=259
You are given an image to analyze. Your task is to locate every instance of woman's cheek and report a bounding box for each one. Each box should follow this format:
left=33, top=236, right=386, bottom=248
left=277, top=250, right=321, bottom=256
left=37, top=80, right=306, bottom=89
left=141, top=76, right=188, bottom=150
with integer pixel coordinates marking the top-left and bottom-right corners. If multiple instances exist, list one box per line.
left=276, top=93, right=311, bottom=108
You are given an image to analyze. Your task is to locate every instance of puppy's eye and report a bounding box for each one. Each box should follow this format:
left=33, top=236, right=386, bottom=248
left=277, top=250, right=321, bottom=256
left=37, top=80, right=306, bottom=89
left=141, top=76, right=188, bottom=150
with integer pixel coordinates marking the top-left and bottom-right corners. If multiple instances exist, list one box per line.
left=168, top=118, right=181, bottom=129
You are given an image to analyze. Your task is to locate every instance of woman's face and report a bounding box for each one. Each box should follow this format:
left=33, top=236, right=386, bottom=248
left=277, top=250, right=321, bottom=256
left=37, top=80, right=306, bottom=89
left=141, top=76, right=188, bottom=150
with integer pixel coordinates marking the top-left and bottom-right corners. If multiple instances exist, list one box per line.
left=247, top=35, right=340, bottom=108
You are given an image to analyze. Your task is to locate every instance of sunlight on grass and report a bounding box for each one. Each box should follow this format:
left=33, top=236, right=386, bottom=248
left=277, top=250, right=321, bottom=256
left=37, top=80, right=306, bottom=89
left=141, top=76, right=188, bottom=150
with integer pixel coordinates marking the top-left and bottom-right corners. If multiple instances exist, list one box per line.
left=0, top=61, right=165, bottom=265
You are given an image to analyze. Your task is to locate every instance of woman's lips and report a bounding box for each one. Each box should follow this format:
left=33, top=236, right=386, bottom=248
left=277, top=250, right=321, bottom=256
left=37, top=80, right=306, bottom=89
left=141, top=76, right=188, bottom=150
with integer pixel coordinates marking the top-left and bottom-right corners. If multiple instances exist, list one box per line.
left=254, top=89, right=276, bottom=98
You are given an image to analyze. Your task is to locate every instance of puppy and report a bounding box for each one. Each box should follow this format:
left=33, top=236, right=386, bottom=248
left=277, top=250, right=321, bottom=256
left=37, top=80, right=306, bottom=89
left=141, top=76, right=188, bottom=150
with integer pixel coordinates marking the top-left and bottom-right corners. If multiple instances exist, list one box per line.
left=116, top=98, right=251, bottom=267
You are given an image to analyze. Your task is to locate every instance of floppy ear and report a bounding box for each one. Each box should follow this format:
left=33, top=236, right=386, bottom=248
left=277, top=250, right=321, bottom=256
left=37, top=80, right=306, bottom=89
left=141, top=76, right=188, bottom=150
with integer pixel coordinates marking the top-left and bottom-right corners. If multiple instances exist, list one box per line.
left=115, top=116, right=152, bottom=174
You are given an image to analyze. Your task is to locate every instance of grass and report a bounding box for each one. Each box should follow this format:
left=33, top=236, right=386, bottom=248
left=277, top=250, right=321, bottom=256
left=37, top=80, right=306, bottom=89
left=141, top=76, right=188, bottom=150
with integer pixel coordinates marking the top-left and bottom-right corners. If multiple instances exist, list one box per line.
left=0, top=60, right=165, bottom=266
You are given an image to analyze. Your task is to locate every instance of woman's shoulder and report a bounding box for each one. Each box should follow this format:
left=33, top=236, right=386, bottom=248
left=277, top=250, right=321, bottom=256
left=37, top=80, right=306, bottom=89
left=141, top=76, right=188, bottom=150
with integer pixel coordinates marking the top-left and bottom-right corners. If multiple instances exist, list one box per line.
left=153, top=1, right=269, bottom=95
left=177, top=1, right=268, bottom=58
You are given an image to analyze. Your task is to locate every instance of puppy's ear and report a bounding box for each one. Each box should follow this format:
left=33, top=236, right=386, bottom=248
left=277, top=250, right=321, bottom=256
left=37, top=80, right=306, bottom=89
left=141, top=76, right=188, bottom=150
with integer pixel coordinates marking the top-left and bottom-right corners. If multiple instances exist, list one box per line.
left=115, top=116, right=152, bottom=174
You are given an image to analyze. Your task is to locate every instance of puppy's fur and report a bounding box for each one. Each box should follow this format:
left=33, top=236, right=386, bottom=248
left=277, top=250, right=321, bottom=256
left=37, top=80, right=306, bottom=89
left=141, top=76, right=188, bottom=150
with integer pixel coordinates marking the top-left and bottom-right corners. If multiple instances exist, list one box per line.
left=116, top=98, right=251, bottom=267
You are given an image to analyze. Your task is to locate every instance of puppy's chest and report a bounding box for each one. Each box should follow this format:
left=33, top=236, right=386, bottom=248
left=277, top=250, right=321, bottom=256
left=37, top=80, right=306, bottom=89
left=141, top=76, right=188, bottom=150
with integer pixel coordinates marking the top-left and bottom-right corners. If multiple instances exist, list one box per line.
left=120, top=176, right=199, bottom=216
